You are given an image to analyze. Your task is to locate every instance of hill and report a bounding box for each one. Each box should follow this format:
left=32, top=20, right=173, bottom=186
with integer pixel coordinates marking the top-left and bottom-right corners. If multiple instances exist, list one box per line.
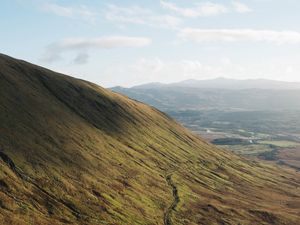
left=1, top=54, right=300, bottom=225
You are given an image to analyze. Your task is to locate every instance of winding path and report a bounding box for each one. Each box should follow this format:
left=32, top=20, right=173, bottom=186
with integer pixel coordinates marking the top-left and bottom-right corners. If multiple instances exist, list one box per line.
left=164, top=174, right=180, bottom=225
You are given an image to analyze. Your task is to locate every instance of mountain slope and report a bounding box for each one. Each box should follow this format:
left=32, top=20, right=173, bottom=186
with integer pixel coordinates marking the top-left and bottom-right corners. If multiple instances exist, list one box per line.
left=0, top=54, right=300, bottom=225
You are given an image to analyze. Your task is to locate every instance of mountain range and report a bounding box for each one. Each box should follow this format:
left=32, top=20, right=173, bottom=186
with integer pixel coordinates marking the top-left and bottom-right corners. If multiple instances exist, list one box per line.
left=132, top=78, right=300, bottom=90
left=112, top=79, right=300, bottom=111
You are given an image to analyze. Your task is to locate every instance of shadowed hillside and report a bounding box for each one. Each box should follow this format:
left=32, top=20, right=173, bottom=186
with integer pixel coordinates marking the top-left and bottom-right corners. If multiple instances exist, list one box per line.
left=0, top=54, right=300, bottom=225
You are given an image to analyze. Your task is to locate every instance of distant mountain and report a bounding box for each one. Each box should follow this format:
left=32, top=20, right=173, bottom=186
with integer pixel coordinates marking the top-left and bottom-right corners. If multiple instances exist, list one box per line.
left=112, top=78, right=300, bottom=111
left=112, top=85, right=300, bottom=111
left=132, top=77, right=300, bottom=90
left=1, top=54, right=300, bottom=225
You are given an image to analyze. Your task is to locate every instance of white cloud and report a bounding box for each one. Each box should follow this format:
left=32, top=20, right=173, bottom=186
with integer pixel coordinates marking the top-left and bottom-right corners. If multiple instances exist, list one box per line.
left=103, top=57, right=300, bottom=87
left=53, top=37, right=151, bottom=49
left=42, top=3, right=97, bottom=23
left=103, top=58, right=241, bottom=87
left=131, top=58, right=164, bottom=73
left=42, top=36, right=151, bottom=63
left=105, top=4, right=182, bottom=28
left=160, top=1, right=228, bottom=17
left=232, top=1, right=252, bottom=13
left=160, top=1, right=251, bottom=17
left=178, top=28, right=300, bottom=44
left=73, top=53, right=89, bottom=65
left=285, top=66, right=294, bottom=74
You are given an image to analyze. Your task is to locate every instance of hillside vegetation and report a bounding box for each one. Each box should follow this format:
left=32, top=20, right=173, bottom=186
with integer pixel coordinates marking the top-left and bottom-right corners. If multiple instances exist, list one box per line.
left=1, top=54, right=300, bottom=225
left=112, top=84, right=300, bottom=170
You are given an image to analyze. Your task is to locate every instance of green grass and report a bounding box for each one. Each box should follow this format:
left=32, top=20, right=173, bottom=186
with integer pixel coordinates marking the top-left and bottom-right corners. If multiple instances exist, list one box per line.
left=258, top=140, right=300, bottom=148
left=222, top=144, right=274, bottom=156
left=1, top=54, right=300, bottom=225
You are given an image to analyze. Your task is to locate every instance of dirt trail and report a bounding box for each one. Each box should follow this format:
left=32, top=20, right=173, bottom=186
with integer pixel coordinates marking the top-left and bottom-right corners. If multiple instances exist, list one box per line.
left=164, top=174, right=180, bottom=225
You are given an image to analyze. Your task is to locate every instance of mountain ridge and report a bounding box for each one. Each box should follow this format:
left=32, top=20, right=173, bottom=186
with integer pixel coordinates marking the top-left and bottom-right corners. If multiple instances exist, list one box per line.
left=128, top=77, right=300, bottom=90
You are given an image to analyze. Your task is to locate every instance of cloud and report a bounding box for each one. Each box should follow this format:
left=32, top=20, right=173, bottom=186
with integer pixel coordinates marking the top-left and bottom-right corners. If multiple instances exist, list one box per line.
left=178, top=28, right=300, bottom=44
left=103, top=57, right=248, bottom=87
left=285, top=66, right=294, bottom=74
left=104, top=57, right=300, bottom=87
left=52, top=37, right=152, bottom=49
left=131, top=58, right=164, bottom=73
left=105, top=4, right=182, bottom=29
left=42, top=36, right=152, bottom=64
left=42, top=3, right=97, bottom=23
left=160, top=1, right=251, bottom=17
left=73, top=53, right=89, bottom=65
left=160, top=1, right=228, bottom=17
left=232, top=1, right=252, bottom=13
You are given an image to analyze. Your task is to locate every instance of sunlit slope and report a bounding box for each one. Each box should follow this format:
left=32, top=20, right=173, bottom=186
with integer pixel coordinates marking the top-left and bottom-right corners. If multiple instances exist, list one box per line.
left=0, top=54, right=300, bottom=225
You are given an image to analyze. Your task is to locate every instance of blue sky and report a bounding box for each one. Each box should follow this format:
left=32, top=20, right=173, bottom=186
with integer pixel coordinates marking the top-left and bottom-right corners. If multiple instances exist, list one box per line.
left=1, top=0, right=300, bottom=87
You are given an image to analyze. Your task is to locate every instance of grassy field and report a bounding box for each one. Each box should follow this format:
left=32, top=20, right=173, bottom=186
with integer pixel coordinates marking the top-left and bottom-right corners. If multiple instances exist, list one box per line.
left=258, top=140, right=300, bottom=148
left=205, top=136, right=300, bottom=170
left=221, top=144, right=274, bottom=156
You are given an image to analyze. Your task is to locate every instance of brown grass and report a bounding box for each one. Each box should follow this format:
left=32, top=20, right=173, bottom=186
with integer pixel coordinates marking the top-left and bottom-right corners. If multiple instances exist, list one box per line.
left=0, top=54, right=300, bottom=224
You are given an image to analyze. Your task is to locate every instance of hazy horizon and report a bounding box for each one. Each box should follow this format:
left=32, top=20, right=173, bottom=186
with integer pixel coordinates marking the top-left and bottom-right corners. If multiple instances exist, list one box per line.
left=116, top=77, right=300, bottom=88
left=2, top=0, right=300, bottom=87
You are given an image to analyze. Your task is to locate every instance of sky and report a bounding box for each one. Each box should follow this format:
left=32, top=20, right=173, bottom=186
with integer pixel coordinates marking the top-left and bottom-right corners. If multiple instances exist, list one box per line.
left=1, top=0, right=300, bottom=87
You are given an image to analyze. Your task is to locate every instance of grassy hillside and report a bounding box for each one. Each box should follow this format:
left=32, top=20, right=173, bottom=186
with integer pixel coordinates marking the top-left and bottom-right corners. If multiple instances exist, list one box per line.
left=0, top=54, right=300, bottom=225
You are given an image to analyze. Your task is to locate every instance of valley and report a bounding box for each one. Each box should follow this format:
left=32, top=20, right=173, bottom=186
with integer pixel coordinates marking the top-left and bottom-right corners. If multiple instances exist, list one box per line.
left=113, top=84, right=300, bottom=171
left=167, top=109, right=300, bottom=170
